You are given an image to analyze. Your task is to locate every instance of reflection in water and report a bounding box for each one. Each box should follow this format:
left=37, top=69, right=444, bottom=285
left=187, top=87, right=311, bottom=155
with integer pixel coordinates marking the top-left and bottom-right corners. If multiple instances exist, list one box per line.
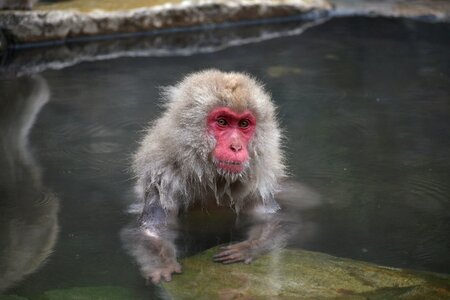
left=0, top=19, right=324, bottom=79
left=0, top=76, right=59, bottom=293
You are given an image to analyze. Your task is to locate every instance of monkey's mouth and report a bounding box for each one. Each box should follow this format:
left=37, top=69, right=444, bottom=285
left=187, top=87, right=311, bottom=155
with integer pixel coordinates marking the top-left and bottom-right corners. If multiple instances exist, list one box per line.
left=216, top=160, right=246, bottom=173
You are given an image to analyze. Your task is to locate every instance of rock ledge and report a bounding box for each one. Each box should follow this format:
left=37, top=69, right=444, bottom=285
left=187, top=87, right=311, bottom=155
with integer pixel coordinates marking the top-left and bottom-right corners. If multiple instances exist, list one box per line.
left=163, top=246, right=450, bottom=299
left=1, top=0, right=449, bottom=47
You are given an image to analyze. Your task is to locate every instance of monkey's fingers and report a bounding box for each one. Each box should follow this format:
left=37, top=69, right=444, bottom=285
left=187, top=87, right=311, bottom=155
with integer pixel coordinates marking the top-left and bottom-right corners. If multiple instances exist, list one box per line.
left=149, top=272, right=162, bottom=284
left=215, top=254, right=245, bottom=264
left=162, top=271, right=172, bottom=282
left=173, top=263, right=182, bottom=273
left=213, top=249, right=245, bottom=264
left=222, top=256, right=245, bottom=264
left=167, top=261, right=183, bottom=274
left=213, top=248, right=238, bottom=260
left=147, top=264, right=181, bottom=284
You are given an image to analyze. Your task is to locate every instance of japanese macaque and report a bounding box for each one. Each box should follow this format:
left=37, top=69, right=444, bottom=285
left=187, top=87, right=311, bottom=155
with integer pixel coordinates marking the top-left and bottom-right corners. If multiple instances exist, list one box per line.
left=0, top=0, right=38, bottom=10
left=121, top=69, right=288, bottom=284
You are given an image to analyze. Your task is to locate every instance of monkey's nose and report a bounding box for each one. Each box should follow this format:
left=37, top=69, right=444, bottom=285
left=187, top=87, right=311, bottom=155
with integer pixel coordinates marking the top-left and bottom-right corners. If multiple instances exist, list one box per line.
left=230, top=143, right=242, bottom=152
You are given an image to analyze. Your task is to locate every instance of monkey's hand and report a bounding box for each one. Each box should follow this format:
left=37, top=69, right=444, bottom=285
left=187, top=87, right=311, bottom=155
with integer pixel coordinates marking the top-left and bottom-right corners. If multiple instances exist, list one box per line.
left=141, top=236, right=182, bottom=284
left=145, top=260, right=182, bottom=284
left=213, top=241, right=257, bottom=264
left=120, top=224, right=182, bottom=284
left=213, top=219, right=285, bottom=264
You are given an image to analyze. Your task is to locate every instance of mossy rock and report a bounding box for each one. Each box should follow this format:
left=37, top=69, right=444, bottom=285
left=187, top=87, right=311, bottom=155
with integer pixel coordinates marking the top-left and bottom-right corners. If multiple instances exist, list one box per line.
left=163, top=247, right=450, bottom=299
left=0, top=296, right=29, bottom=300
left=35, top=286, right=136, bottom=300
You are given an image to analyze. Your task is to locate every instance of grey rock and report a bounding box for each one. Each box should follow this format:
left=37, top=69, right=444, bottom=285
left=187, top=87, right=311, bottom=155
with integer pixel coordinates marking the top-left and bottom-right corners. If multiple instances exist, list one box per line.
left=0, top=1, right=331, bottom=44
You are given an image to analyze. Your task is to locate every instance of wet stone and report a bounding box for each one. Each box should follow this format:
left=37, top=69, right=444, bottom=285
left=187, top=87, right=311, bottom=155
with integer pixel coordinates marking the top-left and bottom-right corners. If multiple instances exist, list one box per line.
left=0, top=296, right=29, bottom=300
left=162, top=246, right=450, bottom=299
left=0, top=287, right=139, bottom=300
left=0, top=0, right=332, bottom=44
left=37, top=286, right=135, bottom=300
left=0, top=0, right=449, bottom=48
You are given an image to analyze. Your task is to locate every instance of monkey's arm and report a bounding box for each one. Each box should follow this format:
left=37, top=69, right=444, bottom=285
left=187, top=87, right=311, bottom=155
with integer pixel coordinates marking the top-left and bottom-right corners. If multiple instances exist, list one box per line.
left=213, top=204, right=287, bottom=264
left=121, top=197, right=181, bottom=284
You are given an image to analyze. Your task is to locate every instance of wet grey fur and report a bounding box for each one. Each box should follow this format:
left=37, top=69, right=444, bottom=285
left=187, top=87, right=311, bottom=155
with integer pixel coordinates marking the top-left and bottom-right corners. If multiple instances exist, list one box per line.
left=133, top=69, right=286, bottom=214
left=123, top=69, right=288, bottom=283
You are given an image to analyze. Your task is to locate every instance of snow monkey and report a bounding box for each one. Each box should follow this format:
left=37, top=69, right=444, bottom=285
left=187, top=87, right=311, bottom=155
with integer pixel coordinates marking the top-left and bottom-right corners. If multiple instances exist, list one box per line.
left=122, top=69, right=288, bottom=284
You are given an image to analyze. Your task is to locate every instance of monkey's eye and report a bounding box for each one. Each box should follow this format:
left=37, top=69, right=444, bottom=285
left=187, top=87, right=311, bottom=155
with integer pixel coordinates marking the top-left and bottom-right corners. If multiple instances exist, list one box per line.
left=239, top=119, right=250, bottom=128
left=217, top=118, right=228, bottom=126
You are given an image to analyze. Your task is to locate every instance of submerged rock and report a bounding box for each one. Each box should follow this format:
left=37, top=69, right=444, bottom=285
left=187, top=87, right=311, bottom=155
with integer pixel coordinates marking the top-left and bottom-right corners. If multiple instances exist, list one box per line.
left=0, top=296, right=28, bottom=300
left=163, top=247, right=450, bottom=299
left=37, top=286, right=135, bottom=300
left=0, top=286, right=152, bottom=300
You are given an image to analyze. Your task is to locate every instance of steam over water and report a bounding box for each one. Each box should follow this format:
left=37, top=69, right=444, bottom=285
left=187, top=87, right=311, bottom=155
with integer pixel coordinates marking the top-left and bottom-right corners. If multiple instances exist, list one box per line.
left=0, top=17, right=449, bottom=298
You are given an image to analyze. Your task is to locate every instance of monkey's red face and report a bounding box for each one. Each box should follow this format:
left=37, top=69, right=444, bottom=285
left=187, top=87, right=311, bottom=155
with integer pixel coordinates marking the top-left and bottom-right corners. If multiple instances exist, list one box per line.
left=207, top=107, right=256, bottom=174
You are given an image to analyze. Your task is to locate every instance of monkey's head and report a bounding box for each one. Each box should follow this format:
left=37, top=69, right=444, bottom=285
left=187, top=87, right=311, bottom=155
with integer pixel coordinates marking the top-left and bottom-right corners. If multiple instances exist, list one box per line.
left=206, top=106, right=256, bottom=174
left=162, top=69, right=285, bottom=186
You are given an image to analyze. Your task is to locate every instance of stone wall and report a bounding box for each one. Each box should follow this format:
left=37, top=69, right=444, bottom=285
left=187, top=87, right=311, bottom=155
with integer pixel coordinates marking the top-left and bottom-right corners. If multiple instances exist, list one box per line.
left=0, top=0, right=331, bottom=45
left=0, top=0, right=449, bottom=48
